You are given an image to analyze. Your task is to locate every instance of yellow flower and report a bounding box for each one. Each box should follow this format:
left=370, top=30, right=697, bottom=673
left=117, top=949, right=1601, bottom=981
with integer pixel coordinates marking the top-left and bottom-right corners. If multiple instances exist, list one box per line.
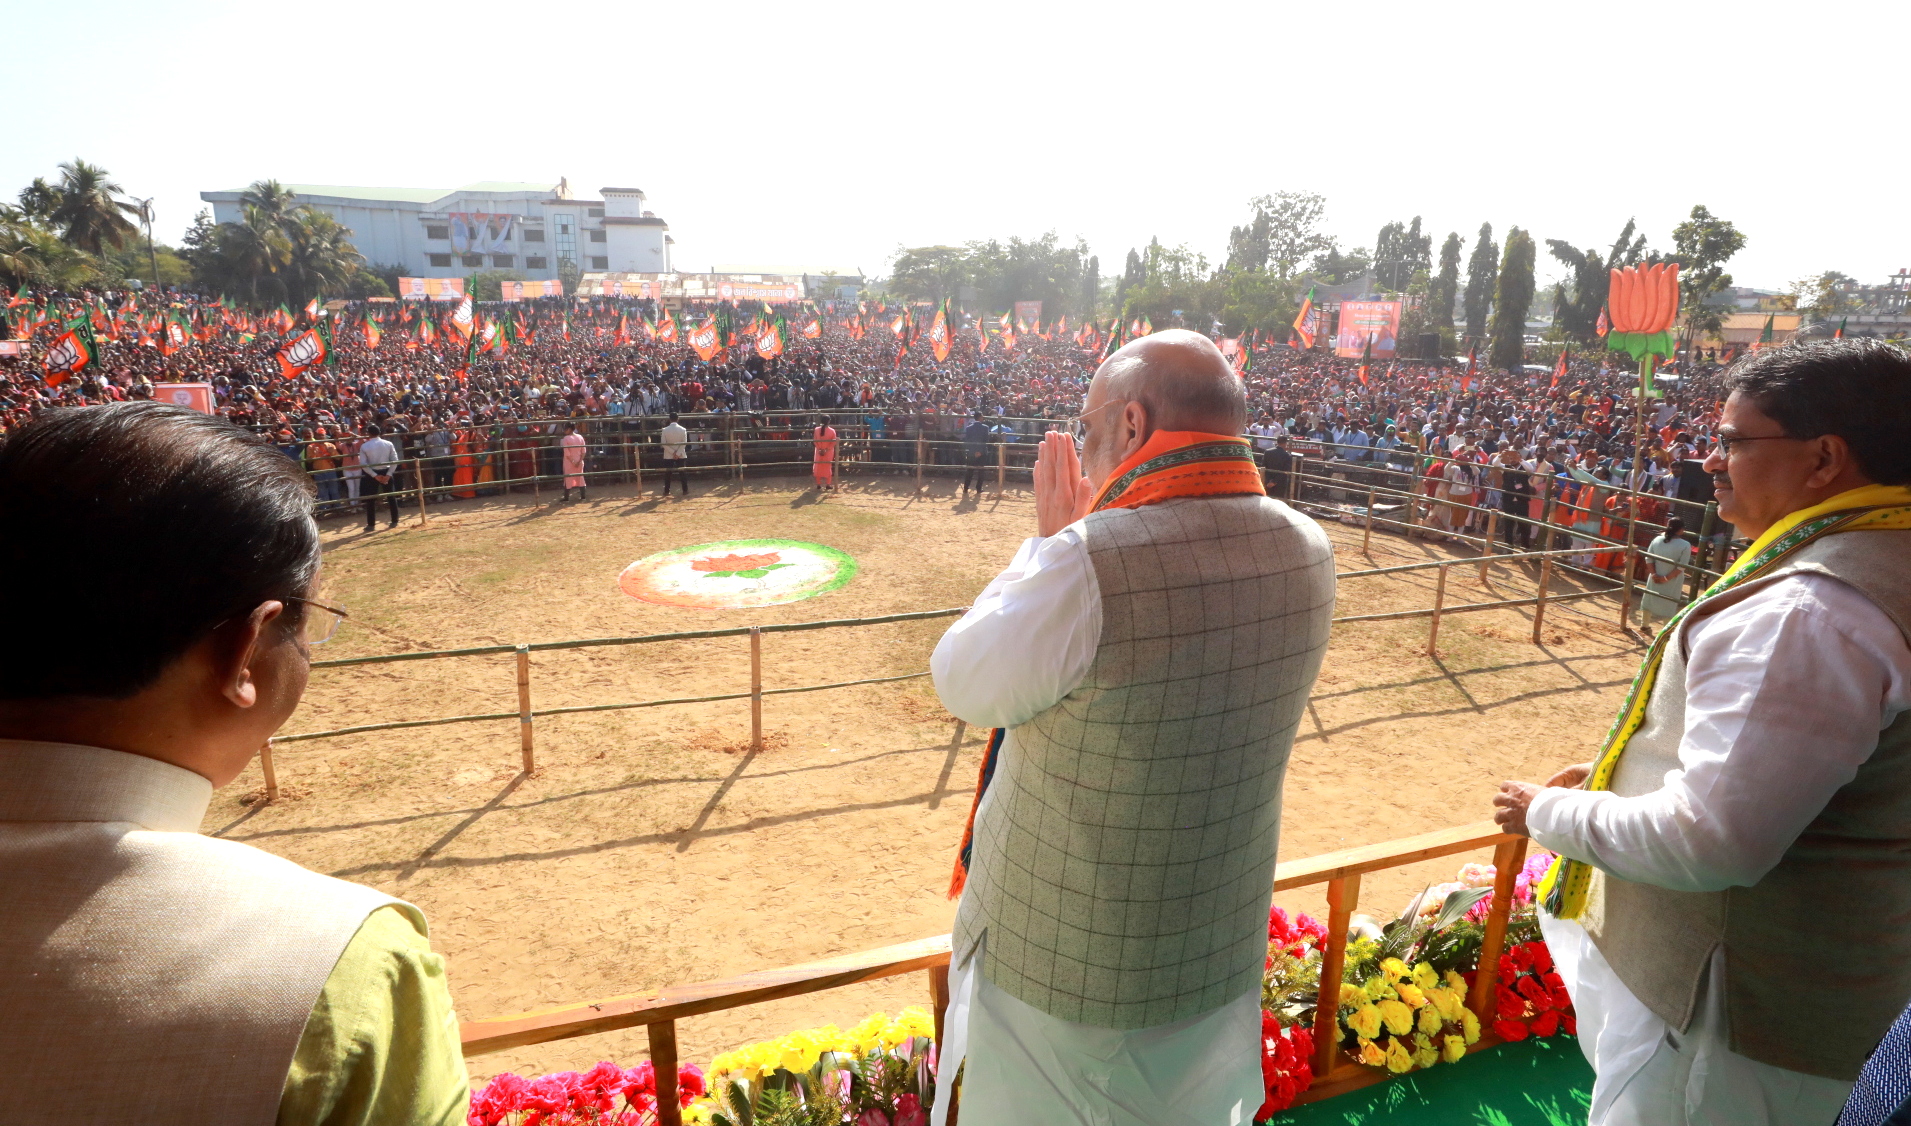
left=1417, top=1004, right=1443, bottom=1035
left=1394, top=982, right=1428, bottom=1009
left=1386, top=1039, right=1415, bottom=1073
left=1412, top=962, right=1441, bottom=990
left=1442, top=1034, right=1468, bottom=1064
left=1380, top=957, right=1411, bottom=981
left=1339, top=982, right=1367, bottom=1006
left=1362, top=976, right=1392, bottom=1002
left=1411, top=1033, right=1439, bottom=1070
left=1358, top=1038, right=1387, bottom=1067
left=1346, top=1004, right=1383, bottom=1040
left=1430, top=986, right=1465, bottom=1023
left=1445, top=970, right=1468, bottom=992
left=1378, top=998, right=1414, bottom=1036
left=1462, top=1009, right=1481, bottom=1045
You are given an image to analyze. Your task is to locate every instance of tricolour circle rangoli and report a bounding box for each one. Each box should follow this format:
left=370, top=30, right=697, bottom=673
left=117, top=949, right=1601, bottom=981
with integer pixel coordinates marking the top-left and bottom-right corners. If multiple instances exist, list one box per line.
left=618, top=539, right=858, bottom=609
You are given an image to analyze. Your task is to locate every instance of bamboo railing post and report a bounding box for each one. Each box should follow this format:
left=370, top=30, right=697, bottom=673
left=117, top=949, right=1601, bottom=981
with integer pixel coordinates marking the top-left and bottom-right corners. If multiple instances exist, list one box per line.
left=633, top=434, right=643, bottom=495
left=1532, top=555, right=1555, bottom=645
left=651, top=1020, right=682, bottom=1126
left=531, top=443, right=540, bottom=498
left=516, top=644, right=534, bottom=773
left=995, top=440, right=1006, bottom=498
left=1312, top=873, right=1361, bottom=1077
left=1467, top=836, right=1530, bottom=1019
left=1362, top=485, right=1375, bottom=554
left=930, top=964, right=951, bottom=1054
left=1426, top=563, right=1449, bottom=657
left=749, top=627, right=763, bottom=754
left=1618, top=544, right=1637, bottom=629
left=1480, top=510, right=1498, bottom=583
left=259, top=740, right=279, bottom=803
left=915, top=427, right=926, bottom=494
left=1291, top=456, right=1304, bottom=502
left=414, top=458, right=428, bottom=527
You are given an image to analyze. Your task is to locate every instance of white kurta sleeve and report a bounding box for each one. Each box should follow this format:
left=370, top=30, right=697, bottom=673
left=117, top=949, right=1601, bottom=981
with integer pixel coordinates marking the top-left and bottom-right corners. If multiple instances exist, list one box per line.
left=930, top=524, right=1102, bottom=729
left=1528, top=573, right=1911, bottom=891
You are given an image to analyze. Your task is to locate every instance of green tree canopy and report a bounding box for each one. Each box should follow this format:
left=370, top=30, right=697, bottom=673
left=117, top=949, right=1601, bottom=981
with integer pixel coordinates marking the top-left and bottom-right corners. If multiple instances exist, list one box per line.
left=1462, top=222, right=1497, bottom=345
left=1488, top=227, right=1536, bottom=370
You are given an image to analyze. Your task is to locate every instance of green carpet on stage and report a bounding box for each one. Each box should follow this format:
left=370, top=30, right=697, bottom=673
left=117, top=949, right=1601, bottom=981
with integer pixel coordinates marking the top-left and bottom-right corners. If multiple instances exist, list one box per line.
left=1267, top=1037, right=1593, bottom=1126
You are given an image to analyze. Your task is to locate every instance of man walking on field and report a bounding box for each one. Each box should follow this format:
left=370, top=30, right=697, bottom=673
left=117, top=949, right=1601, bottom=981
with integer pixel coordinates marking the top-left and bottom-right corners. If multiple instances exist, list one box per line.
left=931, top=331, right=1336, bottom=1125
left=812, top=414, right=838, bottom=494
left=1493, top=340, right=1911, bottom=1126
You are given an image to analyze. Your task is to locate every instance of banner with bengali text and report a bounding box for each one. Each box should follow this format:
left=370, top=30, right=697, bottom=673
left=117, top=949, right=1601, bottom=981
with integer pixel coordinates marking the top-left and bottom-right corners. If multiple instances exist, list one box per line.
left=1334, top=300, right=1402, bottom=359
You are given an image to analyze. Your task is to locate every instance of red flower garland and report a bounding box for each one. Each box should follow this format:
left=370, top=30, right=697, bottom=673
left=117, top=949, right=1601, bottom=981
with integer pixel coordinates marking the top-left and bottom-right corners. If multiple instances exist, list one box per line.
left=1491, top=941, right=1576, bottom=1042
left=1258, top=1012, right=1315, bottom=1118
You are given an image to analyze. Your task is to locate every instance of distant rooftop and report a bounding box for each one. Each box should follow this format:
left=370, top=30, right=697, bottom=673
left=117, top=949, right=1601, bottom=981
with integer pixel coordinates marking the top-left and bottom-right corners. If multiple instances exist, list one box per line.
left=203, top=181, right=562, bottom=203
left=707, top=263, right=866, bottom=279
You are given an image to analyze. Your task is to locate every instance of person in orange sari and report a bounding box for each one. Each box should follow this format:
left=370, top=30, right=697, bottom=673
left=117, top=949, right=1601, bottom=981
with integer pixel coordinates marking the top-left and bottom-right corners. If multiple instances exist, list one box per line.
left=812, top=415, right=839, bottom=493
left=475, top=425, right=497, bottom=493
left=452, top=415, right=476, bottom=500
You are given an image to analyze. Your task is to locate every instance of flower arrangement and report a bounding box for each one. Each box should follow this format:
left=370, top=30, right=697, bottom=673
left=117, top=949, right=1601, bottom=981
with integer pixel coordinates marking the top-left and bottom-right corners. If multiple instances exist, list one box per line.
left=467, top=1060, right=707, bottom=1126
left=696, top=1009, right=937, bottom=1126
left=1335, top=956, right=1481, bottom=1074
left=1491, top=941, right=1576, bottom=1042
left=1256, top=905, right=1329, bottom=1114
left=1258, top=1011, right=1315, bottom=1118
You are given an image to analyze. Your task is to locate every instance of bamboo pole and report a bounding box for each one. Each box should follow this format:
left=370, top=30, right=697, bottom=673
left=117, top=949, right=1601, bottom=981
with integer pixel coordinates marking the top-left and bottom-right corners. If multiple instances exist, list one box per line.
left=930, top=965, right=951, bottom=1055
left=1618, top=544, right=1636, bottom=630
left=1479, top=510, right=1497, bottom=584
left=516, top=645, right=534, bottom=773
left=1362, top=485, right=1375, bottom=555
left=1467, top=836, right=1530, bottom=1019
left=650, top=1021, right=681, bottom=1126
left=414, top=458, right=428, bottom=527
left=1312, top=873, right=1360, bottom=1077
left=750, top=627, right=763, bottom=754
left=1532, top=555, right=1555, bottom=645
left=995, top=440, right=1006, bottom=498
left=1290, top=456, right=1303, bottom=501
left=915, top=425, right=926, bottom=494
left=1426, top=563, right=1448, bottom=657
left=259, top=740, right=279, bottom=803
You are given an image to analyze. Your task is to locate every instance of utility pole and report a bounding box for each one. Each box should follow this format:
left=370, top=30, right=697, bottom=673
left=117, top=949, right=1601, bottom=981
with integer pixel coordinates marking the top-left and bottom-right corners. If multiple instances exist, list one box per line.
left=138, top=198, right=160, bottom=293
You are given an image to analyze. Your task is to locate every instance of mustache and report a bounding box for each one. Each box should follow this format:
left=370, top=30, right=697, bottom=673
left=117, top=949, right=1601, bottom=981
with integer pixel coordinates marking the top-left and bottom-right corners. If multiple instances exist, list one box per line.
left=1712, top=473, right=1733, bottom=490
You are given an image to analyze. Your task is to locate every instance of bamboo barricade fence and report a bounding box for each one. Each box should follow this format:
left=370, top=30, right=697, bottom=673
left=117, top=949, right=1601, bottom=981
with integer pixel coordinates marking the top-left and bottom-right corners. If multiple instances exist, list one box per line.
left=457, top=821, right=1530, bottom=1122
left=259, top=546, right=1617, bottom=801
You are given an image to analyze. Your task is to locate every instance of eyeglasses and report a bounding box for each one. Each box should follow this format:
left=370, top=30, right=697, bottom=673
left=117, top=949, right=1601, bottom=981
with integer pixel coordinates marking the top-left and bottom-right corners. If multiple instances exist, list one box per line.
left=1715, top=433, right=1799, bottom=457
left=288, top=596, right=350, bottom=645
left=1063, top=398, right=1127, bottom=440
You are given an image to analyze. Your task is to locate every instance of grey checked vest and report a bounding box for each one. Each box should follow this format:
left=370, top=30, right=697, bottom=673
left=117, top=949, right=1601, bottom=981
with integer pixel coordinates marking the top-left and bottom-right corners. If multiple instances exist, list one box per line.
left=1583, top=530, right=1911, bottom=1079
left=954, top=494, right=1336, bottom=1029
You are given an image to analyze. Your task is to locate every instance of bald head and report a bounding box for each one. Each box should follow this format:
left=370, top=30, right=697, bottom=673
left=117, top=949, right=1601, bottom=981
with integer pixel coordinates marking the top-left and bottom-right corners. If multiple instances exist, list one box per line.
left=1092, top=330, right=1247, bottom=436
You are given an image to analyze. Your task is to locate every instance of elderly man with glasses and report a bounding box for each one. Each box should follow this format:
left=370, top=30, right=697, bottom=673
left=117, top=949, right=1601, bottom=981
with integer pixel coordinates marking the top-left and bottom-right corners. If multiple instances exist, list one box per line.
left=1492, top=340, right=1911, bottom=1126
left=0, top=403, right=467, bottom=1126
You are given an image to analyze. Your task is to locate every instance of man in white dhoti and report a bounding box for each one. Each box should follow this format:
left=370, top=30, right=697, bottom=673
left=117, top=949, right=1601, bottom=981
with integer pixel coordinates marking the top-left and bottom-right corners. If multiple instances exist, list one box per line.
left=930, top=331, right=1337, bottom=1125
left=1492, top=340, right=1911, bottom=1126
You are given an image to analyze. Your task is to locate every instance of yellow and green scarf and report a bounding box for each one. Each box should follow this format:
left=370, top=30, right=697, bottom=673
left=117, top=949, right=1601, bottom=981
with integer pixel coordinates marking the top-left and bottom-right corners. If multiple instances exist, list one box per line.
left=948, top=430, right=1267, bottom=899
left=1539, top=483, right=1911, bottom=919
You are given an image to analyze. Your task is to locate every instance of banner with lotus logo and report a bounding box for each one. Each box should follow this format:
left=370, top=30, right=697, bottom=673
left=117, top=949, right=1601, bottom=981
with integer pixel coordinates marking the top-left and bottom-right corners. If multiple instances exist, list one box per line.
left=619, top=539, right=857, bottom=609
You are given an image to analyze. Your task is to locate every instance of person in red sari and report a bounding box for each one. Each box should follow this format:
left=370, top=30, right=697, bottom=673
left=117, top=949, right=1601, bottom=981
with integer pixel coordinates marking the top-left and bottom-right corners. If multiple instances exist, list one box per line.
left=812, top=415, right=839, bottom=494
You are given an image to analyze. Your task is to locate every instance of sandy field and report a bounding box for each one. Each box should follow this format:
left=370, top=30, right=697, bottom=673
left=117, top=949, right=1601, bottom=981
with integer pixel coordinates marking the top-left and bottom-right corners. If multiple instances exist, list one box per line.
left=204, top=467, right=1645, bottom=1081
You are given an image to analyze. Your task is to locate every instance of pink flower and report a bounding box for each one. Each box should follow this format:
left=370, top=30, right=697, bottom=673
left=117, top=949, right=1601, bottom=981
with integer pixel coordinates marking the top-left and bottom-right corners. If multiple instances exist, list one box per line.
left=894, top=1093, right=927, bottom=1126
left=857, top=1111, right=892, bottom=1126
left=676, top=1064, right=706, bottom=1106
left=621, top=1061, right=655, bottom=1099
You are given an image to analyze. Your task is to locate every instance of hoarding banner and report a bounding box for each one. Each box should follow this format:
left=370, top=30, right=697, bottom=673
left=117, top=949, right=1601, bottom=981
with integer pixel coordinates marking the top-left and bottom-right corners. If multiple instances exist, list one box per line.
left=499, top=279, right=566, bottom=301
left=397, top=277, right=467, bottom=301
left=1334, top=300, right=1402, bottom=359
left=153, top=382, right=215, bottom=413
left=717, top=281, right=800, bottom=302
left=1013, top=300, right=1044, bottom=328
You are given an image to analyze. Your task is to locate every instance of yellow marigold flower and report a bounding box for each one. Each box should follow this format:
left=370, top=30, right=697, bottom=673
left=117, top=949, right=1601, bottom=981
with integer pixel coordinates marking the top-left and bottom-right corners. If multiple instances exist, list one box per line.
left=1430, top=986, right=1465, bottom=1023
left=1378, top=998, right=1414, bottom=1036
left=1339, top=982, right=1367, bottom=1006
left=1395, top=982, right=1428, bottom=1009
left=1380, top=957, right=1410, bottom=980
left=1412, top=962, right=1440, bottom=990
left=1362, top=976, right=1394, bottom=1002
left=1417, top=1003, right=1443, bottom=1035
left=1442, top=1034, right=1467, bottom=1064
left=1346, top=1004, right=1383, bottom=1040
left=1411, top=1033, right=1439, bottom=1070
left=1358, top=1038, right=1387, bottom=1067
left=894, top=1007, right=936, bottom=1041
left=1462, top=1009, right=1481, bottom=1045
left=1445, top=970, right=1467, bottom=992
left=1386, top=1039, right=1415, bottom=1073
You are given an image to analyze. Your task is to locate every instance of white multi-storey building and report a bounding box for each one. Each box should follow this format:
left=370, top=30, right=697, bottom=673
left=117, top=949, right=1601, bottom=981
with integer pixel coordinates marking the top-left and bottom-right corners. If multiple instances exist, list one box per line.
left=197, top=179, right=671, bottom=282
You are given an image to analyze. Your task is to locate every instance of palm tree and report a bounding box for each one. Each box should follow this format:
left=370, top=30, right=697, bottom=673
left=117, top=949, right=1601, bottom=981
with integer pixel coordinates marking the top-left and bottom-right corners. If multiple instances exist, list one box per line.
left=281, top=208, right=364, bottom=307
left=0, top=219, right=96, bottom=290
left=51, top=159, right=138, bottom=255
left=216, top=204, right=293, bottom=305
left=16, top=178, right=63, bottom=222
left=240, top=180, right=297, bottom=224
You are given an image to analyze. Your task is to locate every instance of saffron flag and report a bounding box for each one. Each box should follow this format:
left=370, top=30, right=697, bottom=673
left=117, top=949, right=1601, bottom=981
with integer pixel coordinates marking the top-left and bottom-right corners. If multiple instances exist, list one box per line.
left=802, top=316, right=822, bottom=339
left=1292, top=287, right=1318, bottom=349
left=754, top=319, right=783, bottom=359
left=277, top=329, right=326, bottom=377
left=928, top=300, right=953, bottom=362
left=1835, top=317, right=1847, bottom=340
left=303, top=297, right=320, bottom=322
left=363, top=315, right=382, bottom=350
left=448, top=295, right=474, bottom=341
left=1357, top=334, right=1372, bottom=385
left=1552, top=347, right=1568, bottom=389
left=688, top=318, right=720, bottom=362
left=44, top=329, right=90, bottom=385
left=1462, top=346, right=1478, bottom=392
left=1595, top=305, right=1610, bottom=339
left=614, top=314, right=630, bottom=346
left=659, top=309, right=678, bottom=343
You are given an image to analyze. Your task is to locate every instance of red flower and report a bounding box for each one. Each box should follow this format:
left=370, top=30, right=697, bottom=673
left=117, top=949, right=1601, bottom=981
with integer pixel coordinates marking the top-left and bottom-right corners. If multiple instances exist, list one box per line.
left=692, top=551, right=782, bottom=573
left=1531, top=1010, right=1561, bottom=1038
left=1494, top=1018, right=1531, bottom=1041
left=857, top=1110, right=892, bottom=1126
left=1524, top=942, right=1555, bottom=974
left=894, top=1093, right=927, bottom=1126
left=1562, top=1013, right=1578, bottom=1035
left=676, top=1064, right=706, bottom=1105
left=1517, top=975, right=1553, bottom=1011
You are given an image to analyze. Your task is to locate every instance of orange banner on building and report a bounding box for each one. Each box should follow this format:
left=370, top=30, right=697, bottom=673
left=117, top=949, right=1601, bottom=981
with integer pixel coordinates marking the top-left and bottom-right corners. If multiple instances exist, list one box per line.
left=1334, top=300, right=1402, bottom=359
left=717, top=281, right=799, bottom=302
left=397, top=277, right=467, bottom=301
left=499, top=279, right=565, bottom=301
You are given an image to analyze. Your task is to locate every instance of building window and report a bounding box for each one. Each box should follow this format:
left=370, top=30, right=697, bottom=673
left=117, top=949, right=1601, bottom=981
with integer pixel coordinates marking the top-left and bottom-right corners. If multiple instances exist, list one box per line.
left=428, top=253, right=452, bottom=267
left=426, top=225, right=449, bottom=240
left=588, top=229, right=606, bottom=243
left=588, top=207, right=603, bottom=217
left=553, top=214, right=577, bottom=269
left=590, top=256, right=608, bottom=270
left=523, top=229, right=545, bottom=242
left=525, top=256, right=547, bottom=270
left=462, top=254, right=484, bottom=267
left=492, top=254, right=514, bottom=267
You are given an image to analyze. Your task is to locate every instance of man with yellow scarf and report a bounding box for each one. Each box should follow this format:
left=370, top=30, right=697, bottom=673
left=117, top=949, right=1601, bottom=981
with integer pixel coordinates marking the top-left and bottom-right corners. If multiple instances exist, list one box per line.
left=1493, top=339, right=1911, bottom=1125
left=930, top=331, right=1336, bottom=1124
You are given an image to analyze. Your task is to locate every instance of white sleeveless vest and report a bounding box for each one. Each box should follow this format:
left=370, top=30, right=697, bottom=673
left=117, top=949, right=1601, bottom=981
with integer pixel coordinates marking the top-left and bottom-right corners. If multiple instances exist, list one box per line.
left=954, top=495, right=1336, bottom=1029
left=0, top=741, right=412, bottom=1124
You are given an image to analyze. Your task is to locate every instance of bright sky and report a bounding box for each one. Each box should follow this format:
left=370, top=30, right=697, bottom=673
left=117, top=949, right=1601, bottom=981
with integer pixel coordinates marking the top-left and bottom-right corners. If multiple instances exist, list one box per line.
left=5, top=0, right=1904, bottom=294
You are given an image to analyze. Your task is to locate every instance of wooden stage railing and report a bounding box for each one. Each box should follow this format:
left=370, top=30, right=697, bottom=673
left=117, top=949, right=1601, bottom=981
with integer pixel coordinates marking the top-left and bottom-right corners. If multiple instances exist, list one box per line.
left=460, top=821, right=1528, bottom=1123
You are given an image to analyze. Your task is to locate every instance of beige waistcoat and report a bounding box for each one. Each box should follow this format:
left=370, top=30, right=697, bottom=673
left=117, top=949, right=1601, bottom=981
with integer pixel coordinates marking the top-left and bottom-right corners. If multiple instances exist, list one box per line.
left=1583, top=530, right=1911, bottom=1079
left=954, top=494, right=1336, bottom=1029
left=0, top=741, right=412, bottom=1124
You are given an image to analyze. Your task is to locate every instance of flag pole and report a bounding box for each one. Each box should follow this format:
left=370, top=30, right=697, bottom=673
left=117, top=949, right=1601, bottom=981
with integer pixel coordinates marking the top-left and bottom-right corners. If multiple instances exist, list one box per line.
left=1620, top=353, right=1652, bottom=631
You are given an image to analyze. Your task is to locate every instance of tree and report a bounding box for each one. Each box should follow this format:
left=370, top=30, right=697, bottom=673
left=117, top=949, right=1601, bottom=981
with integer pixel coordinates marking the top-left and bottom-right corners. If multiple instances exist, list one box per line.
left=1790, top=271, right=1858, bottom=324
left=1226, top=209, right=1270, bottom=273
left=1429, top=232, right=1462, bottom=331
left=888, top=245, right=970, bottom=306
left=1670, top=204, right=1746, bottom=317
left=186, top=182, right=372, bottom=306
left=1462, top=222, right=1497, bottom=345
left=1239, top=191, right=1333, bottom=279
left=16, top=178, right=62, bottom=222
left=280, top=209, right=364, bottom=306
left=0, top=221, right=95, bottom=290
left=1082, top=255, right=1099, bottom=317
left=50, top=159, right=139, bottom=255
left=1488, top=227, right=1536, bottom=371
left=1373, top=216, right=1431, bottom=292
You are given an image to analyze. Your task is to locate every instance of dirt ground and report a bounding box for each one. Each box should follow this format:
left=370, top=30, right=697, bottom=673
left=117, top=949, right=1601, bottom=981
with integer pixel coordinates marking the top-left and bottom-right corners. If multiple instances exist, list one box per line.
left=205, top=468, right=1646, bottom=1081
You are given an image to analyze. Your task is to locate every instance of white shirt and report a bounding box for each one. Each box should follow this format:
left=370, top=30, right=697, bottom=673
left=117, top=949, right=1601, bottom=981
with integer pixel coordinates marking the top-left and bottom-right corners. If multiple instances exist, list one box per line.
left=660, top=422, right=687, bottom=460
left=357, top=437, right=399, bottom=477
left=929, top=523, right=1262, bottom=1126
